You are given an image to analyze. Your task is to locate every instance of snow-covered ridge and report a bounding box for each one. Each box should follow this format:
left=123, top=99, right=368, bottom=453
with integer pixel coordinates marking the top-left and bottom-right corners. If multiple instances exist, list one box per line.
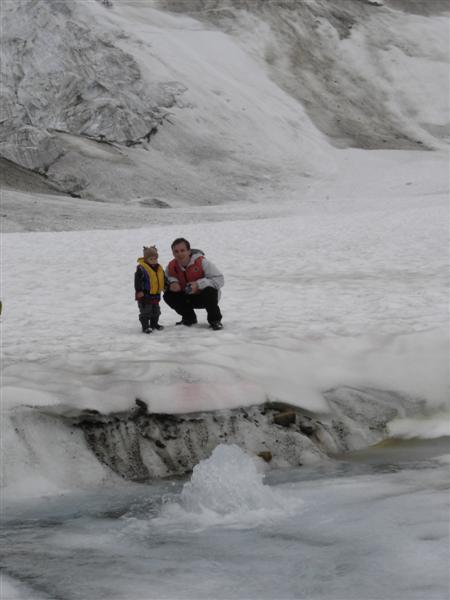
left=1, top=0, right=448, bottom=203
left=161, top=0, right=449, bottom=149
left=0, top=0, right=328, bottom=202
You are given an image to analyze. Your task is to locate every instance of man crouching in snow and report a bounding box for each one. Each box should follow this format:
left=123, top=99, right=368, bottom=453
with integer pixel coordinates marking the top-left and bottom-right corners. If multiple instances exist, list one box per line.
left=164, top=237, right=224, bottom=330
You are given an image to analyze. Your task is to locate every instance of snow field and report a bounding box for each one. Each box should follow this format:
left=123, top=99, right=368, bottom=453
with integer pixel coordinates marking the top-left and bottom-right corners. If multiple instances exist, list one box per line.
left=2, top=151, right=448, bottom=423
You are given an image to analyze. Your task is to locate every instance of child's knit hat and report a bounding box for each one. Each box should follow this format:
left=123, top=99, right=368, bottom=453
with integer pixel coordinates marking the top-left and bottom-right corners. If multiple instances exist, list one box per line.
left=143, top=245, right=158, bottom=259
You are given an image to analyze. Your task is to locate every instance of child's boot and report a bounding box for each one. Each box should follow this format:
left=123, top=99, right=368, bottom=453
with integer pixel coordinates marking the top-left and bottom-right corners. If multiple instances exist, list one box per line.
left=151, top=318, right=164, bottom=331
left=140, top=316, right=152, bottom=334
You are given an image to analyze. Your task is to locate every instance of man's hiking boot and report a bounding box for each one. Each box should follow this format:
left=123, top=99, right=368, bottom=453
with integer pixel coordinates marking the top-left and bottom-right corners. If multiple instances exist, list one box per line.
left=176, top=318, right=197, bottom=327
left=209, top=321, right=223, bottom=331
left=152, top=324, right=164, bottom=331
left=143, top=327, right=153, bottom=334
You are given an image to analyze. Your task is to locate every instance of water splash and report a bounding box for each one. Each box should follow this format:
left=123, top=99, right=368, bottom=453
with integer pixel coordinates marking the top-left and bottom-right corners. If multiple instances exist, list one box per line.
left=180, top=444, right=276, bottom=514
left=154, top=445, right=303, bottom=530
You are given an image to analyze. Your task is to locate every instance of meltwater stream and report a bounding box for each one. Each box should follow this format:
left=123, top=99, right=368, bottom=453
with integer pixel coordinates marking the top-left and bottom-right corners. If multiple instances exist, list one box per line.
left=2, top=442, right=449, bottom=600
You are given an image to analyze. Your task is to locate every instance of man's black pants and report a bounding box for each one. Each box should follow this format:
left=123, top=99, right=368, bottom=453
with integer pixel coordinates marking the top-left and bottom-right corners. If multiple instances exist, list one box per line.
left=163, top=287, right=222, bottom=324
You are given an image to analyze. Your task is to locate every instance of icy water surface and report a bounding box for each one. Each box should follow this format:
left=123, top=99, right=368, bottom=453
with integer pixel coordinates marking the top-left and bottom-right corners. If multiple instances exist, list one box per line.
left=2, top=440, right=449, bottom=600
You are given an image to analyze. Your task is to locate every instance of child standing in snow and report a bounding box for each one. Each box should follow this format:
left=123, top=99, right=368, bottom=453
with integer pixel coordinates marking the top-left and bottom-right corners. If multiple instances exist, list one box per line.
left=135, top=246, right=165, bottom=333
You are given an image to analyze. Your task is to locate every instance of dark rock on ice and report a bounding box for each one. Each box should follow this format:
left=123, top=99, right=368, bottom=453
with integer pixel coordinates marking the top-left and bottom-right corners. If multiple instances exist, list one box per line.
left=257, top=451, right=273, bottom=463
left=273, top=411, right=297, bottom=427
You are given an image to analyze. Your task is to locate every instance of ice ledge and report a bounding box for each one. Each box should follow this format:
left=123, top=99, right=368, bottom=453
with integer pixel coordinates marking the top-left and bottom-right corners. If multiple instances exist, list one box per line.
left=65, top=387, right=415, bottom=481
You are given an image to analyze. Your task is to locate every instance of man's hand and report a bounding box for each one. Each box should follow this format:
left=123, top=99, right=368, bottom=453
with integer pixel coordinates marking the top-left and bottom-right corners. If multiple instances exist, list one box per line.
left=170, top=282, right=182, bottom=292
left=135, top=291, right=144, bottom=301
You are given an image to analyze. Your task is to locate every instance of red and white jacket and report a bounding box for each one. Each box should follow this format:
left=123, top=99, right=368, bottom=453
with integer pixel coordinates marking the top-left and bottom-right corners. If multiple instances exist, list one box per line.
left=165, top=250, right=224, bottom=295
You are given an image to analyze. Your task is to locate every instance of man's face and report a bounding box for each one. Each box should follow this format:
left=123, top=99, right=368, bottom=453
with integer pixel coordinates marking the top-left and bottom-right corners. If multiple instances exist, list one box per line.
left=172, top=242, right=190, bottom=266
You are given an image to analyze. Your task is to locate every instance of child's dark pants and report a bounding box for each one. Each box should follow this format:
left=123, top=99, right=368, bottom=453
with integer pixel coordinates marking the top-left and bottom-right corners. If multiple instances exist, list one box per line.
left=138, top=301, right=161, bottom=330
